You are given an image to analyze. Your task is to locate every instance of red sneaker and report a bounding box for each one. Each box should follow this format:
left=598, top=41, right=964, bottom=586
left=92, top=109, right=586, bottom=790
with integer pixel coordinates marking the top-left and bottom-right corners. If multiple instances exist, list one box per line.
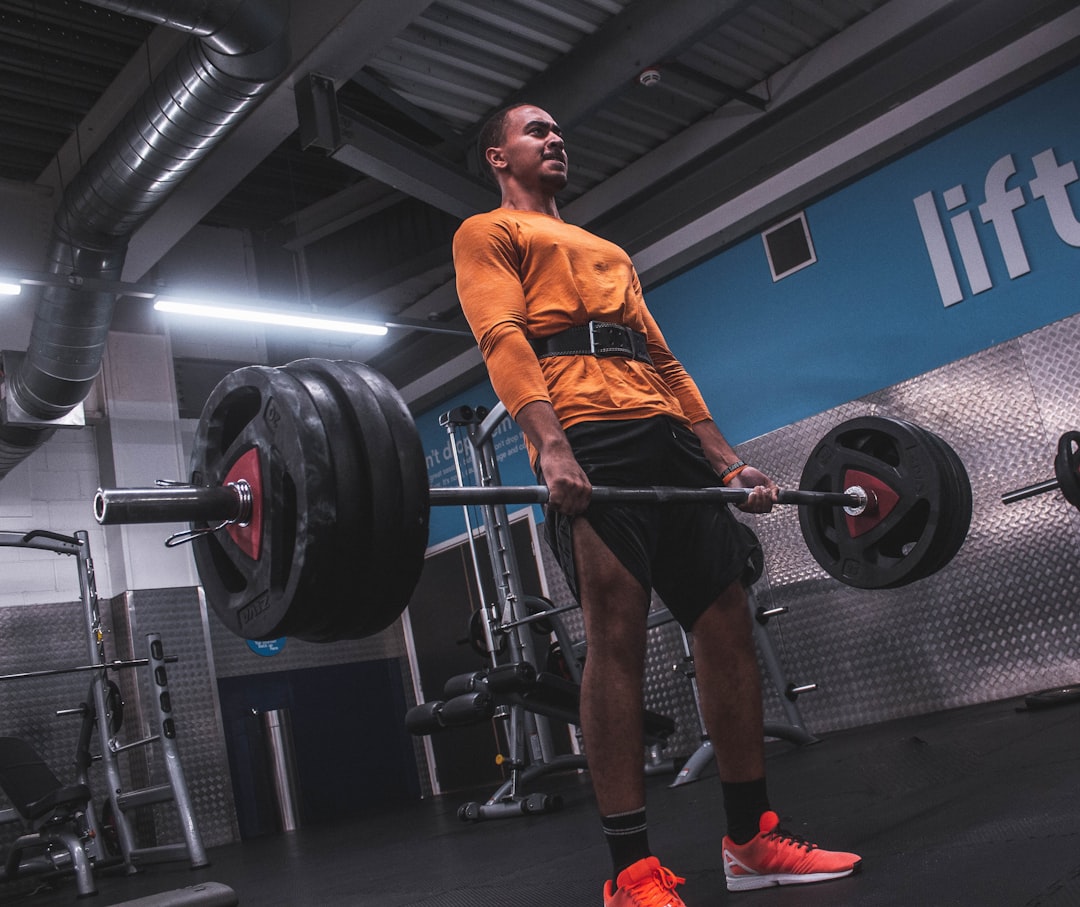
left=603, top=856, right=688, bottom=906
left=722, top=811, right=861, bottom=891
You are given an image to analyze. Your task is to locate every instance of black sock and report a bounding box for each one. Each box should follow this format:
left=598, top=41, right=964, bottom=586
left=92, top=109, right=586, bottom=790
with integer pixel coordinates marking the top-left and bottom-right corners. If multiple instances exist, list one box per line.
left=602, top=808, right=651, bottom=879
left=722, top=778, right=770, bottom=845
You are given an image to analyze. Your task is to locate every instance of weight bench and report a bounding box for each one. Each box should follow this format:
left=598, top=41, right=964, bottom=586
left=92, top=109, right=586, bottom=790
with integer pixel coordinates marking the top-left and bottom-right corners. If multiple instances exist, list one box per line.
left=406, top=660, right=675, bottom=819
left=0, top=736, right=97, bottom=897
left=407, top=662, right=675, bottom=742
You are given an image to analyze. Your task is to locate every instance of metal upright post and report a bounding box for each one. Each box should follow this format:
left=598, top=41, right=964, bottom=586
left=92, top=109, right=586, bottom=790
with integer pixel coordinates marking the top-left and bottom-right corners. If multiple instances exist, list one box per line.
left=74, top=530, right=140, bottom=871
left=462, top=408, right=557, bottom=765
left=143, top=633, right=208, bottom=867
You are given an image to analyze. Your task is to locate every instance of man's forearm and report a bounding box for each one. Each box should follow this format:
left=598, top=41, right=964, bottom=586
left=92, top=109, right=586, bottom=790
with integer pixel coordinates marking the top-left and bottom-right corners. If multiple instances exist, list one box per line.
left=514, top=400, right=592, bottom=514
left=691, top=418, right=742, bottom=475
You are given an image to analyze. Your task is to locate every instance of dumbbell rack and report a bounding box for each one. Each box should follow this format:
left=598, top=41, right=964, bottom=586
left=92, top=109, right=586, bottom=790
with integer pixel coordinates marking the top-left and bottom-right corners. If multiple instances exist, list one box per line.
left=0, top=529, right=207, bottom=873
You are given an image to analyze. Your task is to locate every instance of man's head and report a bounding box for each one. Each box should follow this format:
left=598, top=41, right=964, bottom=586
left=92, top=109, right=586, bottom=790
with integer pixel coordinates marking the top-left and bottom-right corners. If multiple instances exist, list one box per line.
left=477, top=103, right=568, bottom=193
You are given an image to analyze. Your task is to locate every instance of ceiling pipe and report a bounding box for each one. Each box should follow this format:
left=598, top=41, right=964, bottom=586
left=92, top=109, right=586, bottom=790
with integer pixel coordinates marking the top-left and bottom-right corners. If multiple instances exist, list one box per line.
left=0, top=0, right=290, bottom=481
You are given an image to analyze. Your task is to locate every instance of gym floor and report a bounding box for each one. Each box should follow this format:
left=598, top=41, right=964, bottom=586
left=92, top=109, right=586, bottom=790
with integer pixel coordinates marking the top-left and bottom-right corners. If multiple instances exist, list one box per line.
left=3, top=694, right=1078, bottom=906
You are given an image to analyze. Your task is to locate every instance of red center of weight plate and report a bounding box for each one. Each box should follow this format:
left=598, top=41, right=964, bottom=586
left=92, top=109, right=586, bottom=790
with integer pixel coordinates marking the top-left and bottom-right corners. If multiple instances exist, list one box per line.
left=844, top=468, right=899, bottom=538
left=223, top=447, right=263, bottom=560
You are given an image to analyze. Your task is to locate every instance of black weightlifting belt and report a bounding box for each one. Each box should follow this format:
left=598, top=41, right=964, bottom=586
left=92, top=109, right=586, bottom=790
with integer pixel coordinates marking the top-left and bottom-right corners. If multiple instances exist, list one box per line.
left=530, top=321, right=653, bottom=365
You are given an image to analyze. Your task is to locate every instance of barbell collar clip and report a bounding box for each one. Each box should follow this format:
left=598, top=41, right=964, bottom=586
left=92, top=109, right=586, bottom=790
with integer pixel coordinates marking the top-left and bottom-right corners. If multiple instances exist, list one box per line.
left=842, top=485, right=873, bottom=517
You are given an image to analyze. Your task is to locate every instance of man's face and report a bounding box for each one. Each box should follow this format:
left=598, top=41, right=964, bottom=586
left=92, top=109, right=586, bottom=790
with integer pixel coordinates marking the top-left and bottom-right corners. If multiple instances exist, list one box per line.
left=490, top=105, right=568, bottom=190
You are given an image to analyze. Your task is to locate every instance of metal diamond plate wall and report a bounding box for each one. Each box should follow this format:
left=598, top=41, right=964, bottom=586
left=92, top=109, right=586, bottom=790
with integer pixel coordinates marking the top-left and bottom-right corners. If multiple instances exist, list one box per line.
left=733, top=314, right=1080, bottom=734
left=533, top=312, right=1080, bottom=745
left=113, top=587, right=239, bottom=848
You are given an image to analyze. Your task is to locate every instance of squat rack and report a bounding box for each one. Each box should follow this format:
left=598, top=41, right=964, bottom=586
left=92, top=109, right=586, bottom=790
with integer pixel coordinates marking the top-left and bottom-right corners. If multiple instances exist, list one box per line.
left=0, top=529, right=206, bottom=876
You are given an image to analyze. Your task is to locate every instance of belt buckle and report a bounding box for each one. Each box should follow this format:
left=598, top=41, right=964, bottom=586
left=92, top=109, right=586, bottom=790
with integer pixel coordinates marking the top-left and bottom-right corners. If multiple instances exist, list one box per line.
left=588, top=321, right=632, bottom=357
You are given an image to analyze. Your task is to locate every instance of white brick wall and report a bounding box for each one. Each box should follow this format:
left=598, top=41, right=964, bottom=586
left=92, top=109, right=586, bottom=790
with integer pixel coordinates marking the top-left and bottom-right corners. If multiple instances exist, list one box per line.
left=0, top=425, right=112, bottom=607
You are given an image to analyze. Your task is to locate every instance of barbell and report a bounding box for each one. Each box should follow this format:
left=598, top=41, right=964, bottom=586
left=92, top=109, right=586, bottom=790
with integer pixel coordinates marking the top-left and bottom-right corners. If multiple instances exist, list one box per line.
left=96, top=481, right=870, bottom=523
left=0, top=656, right=178, bottom=683
left=1001, top=431, right=1080, bottom=510
left=92, top=359, right=973, bottom=643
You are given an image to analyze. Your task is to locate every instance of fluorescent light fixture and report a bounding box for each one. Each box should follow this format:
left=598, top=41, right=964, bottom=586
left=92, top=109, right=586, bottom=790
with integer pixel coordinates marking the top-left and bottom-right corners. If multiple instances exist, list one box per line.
left=154, top=298, right=388, bottom=336
left=0, top=281, right=22, bottom=296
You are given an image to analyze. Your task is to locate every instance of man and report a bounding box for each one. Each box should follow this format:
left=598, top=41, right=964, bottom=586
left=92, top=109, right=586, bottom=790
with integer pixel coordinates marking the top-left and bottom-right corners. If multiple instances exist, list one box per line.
left=452, top=103, right=861, bottom=905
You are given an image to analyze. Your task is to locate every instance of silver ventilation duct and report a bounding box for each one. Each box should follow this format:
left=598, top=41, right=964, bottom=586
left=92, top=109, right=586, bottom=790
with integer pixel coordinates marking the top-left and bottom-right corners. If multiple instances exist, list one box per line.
left=0, top=0, right=290, bottom=481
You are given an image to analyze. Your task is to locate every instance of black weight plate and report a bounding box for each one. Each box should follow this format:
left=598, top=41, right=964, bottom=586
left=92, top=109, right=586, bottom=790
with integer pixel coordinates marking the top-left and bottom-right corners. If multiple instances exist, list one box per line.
left=880, top=418, right=964, bottom=586
left=907, top=423, right=971, bottom=583
left=284, top=359, right=398, bottom=640
left=294, top=359, right=423, bottom=639
left=189, top=366, right=337, bottom=640
left=1054, top=431, right=1080, bottom=510
left=469, top=608, right=506, bottom=658
left=279, top=363, right=373, bottom=642
left=337, top=361, right=430, bottom=612
left=798, top=416, right=951, bottom=589
left=104, top=680, right=124, bottom=736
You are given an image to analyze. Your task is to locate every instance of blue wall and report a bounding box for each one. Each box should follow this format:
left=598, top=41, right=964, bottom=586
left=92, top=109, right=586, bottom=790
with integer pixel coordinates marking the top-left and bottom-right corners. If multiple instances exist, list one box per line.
left=648, top=65, right=1080, bottom=443
left=415, top=385, right=541, bottom=546
left=419, top=64, right=1080, bottom=546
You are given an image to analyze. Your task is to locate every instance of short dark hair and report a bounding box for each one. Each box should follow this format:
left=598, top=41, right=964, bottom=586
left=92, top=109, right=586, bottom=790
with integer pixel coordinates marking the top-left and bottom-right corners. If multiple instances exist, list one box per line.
left=477, top=102, right=530, bottom=183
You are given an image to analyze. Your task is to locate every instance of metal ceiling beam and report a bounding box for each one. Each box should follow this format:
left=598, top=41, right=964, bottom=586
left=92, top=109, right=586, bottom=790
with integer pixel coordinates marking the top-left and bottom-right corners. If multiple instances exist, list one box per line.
left=295, top=71, right=497, bottom=217
left=348, top=69, right=468, bottom=151
left=327, top=106, right=497, bottom=220
left=282, top=180, right=406, bottom=251
left=265, top=0, right=765, bottom=265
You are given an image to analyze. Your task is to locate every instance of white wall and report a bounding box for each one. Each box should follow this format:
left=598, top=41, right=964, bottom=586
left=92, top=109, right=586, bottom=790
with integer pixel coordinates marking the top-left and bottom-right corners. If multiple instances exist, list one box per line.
left=95, top=331, right=201, bottom=596
left=0, top=427, right=109, bottom=607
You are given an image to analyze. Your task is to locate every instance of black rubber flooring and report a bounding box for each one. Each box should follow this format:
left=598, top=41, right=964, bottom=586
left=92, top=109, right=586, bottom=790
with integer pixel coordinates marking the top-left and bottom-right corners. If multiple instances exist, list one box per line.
left=4, top=694, right=1079, bottom=906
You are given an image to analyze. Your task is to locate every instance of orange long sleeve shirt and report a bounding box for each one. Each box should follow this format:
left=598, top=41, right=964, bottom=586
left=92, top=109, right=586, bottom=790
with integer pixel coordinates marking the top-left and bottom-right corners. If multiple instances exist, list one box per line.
left=453, top=209, right=712, bottom=437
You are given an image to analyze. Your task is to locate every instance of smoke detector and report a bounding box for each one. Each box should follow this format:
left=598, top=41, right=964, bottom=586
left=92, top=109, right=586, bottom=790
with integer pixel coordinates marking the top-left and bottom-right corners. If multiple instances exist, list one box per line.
left=638, top=68, right=661, bottom=87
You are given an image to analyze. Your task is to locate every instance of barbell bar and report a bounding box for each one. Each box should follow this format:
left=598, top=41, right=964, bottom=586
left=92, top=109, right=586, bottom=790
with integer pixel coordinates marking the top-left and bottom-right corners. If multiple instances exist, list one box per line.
left=1000, top=430, right=1080, bottom=510
left=94, top=481, right=871, bottom=527
left=89, top=359, right=972, bottom=642
left=1000, top=478, right=1062, bottom=505
left=0, top=656, right=179, bottom=683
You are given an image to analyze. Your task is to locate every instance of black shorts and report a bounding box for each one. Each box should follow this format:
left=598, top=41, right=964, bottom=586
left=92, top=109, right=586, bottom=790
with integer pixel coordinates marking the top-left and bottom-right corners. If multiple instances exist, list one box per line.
left=540, top=416, right=754, bottom=631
